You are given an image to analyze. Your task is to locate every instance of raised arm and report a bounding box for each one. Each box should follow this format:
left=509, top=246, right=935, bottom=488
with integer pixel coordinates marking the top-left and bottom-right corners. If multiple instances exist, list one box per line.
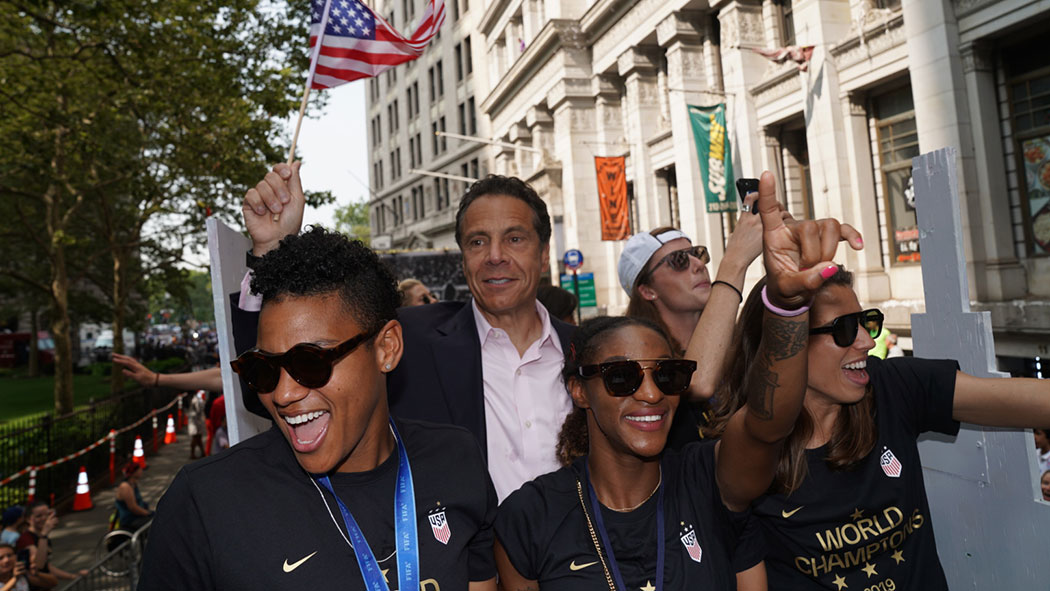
left=716, top=172, right=864, bottom=511
left=242, top=162, right=306, bottom=257
left=684, top=192, right=764, bottom=400
left=953, top=372, right=1050, bottom=427
left=113, top=354, right=223, bottom=392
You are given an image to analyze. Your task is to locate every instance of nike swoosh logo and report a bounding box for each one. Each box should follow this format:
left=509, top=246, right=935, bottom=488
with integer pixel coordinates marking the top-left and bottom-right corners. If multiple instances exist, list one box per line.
left=781, top=506, right=803, bottom=518
left=570, top=560, right=598, bottom=571
left=283, top=551, right=318, bottom=573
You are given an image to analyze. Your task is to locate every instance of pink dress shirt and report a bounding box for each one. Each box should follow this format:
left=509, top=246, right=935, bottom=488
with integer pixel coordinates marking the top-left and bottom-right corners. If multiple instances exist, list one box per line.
left=473, top=300, right=572, bottom=502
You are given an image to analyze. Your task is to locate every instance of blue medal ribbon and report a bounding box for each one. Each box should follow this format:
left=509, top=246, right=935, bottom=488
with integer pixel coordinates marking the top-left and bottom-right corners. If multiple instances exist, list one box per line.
left=585, top=462, right=665, bottom=591
left=316, top=418, right=419, bottom=591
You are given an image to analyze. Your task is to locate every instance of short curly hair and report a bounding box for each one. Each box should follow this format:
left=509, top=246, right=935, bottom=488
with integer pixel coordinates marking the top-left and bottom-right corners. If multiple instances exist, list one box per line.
left=250, top=226, right=399, bottom=335
left=454, top=175, right=551, bottom=246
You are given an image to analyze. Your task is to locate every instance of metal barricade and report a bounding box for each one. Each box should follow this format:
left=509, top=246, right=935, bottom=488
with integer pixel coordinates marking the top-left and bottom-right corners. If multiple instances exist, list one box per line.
left=58, top=519, right=152, bottom=591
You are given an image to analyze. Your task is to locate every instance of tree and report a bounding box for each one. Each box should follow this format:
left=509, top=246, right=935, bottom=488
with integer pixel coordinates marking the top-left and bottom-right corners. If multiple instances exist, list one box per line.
left=334, top=199, right=372, bottom=245
left=0, top=0, right=320, bottom=411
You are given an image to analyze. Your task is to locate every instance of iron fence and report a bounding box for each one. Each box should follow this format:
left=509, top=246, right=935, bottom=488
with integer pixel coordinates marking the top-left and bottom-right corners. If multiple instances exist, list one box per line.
left=0, top=388, right=182, bottom=508
left=57, top=519, right=152, bottom=591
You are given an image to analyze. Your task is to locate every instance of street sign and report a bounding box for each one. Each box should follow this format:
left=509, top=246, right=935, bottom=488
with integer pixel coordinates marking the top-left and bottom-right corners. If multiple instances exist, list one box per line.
left=563, top=249, right=584, bottom=270
left=560, top=273, right=596, bottom=307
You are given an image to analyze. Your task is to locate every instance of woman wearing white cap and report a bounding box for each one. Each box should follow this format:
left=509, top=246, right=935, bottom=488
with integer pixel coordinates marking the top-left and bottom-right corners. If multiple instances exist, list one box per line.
left=617, top=193, right=763, bottom=404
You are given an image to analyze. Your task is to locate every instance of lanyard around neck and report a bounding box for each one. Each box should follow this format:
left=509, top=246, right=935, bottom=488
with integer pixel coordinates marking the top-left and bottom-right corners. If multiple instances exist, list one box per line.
left=585, top=462, right=665, bottom=591
left=316, top=418, right=418, bottom=591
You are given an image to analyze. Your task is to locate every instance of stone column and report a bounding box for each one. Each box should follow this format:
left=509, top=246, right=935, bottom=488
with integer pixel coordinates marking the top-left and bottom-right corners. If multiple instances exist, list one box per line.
left=717, top=1, right=768, bottom=186
left=792, top=0, right=854, bottom=227
left=659, top=12, right=721, bottom=253
left=526, top=107, right=554, bottom=173
left=960, top=42, right=1026, bottom=300
left=840, top=92, right=891, bottom=301
left=548, top=80, right=613, bottom=311
left=509, top=122, right=533, bottom=179
left=900, top=0, right=986, bottom=300
left=618, top=47, right=664, bottom=232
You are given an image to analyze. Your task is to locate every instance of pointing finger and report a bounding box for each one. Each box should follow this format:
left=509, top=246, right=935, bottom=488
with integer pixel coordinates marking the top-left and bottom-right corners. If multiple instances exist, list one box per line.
left=756, top=171, right=785, bottom=233
left=840, top=223, right=864, bottom=250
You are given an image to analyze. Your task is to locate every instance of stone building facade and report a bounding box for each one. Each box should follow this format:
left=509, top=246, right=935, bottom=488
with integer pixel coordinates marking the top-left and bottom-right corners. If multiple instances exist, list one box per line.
left=367, top=0, right=1050, bottom=371
left=366, top=0, right=489, bottom=250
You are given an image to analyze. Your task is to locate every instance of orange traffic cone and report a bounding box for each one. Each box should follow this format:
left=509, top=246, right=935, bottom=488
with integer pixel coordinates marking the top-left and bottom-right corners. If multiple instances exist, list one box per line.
left=72, top=466, right=93, bottom=511
left=164, top=414, right=177, bottom=444
left=133, top=436, right=148, bottom=469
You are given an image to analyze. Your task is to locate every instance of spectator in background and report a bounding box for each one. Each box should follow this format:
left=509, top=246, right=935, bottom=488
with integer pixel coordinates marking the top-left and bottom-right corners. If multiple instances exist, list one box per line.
left=1035, top=428, right=1050, bottom=474
left=397, top=278, right=438, bottom=307
left=15, top=502, right=85, bottom=589
left=0, top=544, right=29, bottom=591
left=114, top=463, right=153, bottom=531
left=186, top=391, right=207, bottom=459
left=206, top=394, right=225, bottom=456
left=0, top=508, right=23, bottom=546
left=887, top=332, right=905, bottom=358
left=536, top=284, right=577, bottom=325
left=1042, top=470, right=1050, bottom=502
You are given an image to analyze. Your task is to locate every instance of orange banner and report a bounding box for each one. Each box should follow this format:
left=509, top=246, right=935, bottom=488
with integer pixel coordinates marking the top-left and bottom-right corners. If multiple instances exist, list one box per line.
left=595, top=156, right=631, bottom=241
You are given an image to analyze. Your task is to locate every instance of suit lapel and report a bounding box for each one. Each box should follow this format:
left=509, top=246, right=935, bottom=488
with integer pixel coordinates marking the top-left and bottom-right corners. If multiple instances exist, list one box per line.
left=431, top=302, right=486, bottom=449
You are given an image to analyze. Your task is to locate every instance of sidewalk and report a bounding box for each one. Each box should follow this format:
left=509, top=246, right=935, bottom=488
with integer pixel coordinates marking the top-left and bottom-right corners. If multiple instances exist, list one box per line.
left=48, top=436, right=196, bottom=572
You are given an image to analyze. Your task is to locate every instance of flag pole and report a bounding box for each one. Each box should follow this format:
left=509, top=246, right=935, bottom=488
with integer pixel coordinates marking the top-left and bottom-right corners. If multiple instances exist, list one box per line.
left=275, top=0, right=335, bottom=222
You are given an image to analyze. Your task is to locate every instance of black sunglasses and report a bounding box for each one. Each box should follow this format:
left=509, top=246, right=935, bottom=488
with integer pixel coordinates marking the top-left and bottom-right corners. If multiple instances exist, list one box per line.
left=809, top=309, right=884, bottom=348
left=577, top=359, right=697, bottom=397
left=230, top=328, right=379, bottom=394
left=645, top=245, right=710, bottom=280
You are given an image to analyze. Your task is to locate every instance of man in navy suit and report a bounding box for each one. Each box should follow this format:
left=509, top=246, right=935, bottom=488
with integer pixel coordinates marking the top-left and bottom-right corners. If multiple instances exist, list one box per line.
left=240, top=166, right=573, bottom=500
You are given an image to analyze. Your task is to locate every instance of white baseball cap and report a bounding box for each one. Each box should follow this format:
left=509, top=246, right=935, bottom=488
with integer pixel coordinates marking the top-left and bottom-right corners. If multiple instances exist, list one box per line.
left=617, top=229, right=689, bottom=295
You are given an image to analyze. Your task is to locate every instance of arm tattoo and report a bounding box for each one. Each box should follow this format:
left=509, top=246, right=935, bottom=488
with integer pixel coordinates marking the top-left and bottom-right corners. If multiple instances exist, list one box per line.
left=746, top=316, right=808, bottom=420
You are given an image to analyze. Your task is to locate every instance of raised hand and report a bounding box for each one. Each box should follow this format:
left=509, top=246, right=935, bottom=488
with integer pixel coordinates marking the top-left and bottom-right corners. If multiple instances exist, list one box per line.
left=756, top=171, right=863, bottom=308
left=242, top=162, right=305, bottom=257
left=111, top=353, right=155, bottom=387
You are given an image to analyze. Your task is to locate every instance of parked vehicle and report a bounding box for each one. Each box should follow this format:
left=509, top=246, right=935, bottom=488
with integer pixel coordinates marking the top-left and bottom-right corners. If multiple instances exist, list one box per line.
left=0, top=331, right=55, bottom=369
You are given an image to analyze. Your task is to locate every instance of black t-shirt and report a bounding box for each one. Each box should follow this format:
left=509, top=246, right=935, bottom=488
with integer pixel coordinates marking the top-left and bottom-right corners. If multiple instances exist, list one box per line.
left=139, top=419, right=497, bottom=591
left=754, top=356, right=960, bottom=590
left=496, top=441, right=757, bottom=590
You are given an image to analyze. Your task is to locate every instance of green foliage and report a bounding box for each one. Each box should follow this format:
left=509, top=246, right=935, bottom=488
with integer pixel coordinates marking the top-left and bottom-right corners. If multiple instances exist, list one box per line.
left=0, top=0, right=319, bottom=409
left=333, top=199, right=372, bottom=245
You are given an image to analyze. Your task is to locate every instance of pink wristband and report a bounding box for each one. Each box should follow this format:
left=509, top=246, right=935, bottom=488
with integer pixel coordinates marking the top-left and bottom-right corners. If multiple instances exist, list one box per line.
left=761, top=285, right=811, bottom=317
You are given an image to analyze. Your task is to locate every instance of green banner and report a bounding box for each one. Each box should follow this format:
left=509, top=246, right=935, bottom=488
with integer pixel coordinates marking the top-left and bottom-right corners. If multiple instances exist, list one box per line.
left=687, top=103, right=736, bottom=213
left=560, top=273, right=597, bottom=308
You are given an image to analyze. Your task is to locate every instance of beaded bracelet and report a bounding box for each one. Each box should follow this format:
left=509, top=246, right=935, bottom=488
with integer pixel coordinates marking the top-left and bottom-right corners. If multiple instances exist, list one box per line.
left=761, top=285, right=811, bottom=317
left=711, top=280, right=743, bottom=302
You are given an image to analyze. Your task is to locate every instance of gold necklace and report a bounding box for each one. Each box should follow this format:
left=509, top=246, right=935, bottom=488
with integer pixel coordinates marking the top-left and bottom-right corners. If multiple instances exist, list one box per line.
left=603, top=473, right=662, bottom=513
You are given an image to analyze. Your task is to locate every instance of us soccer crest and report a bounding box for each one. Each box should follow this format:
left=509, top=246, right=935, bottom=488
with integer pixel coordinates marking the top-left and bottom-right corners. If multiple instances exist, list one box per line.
left=428, top=506, right=451, bottom=545
left=679, top=524, right=702, bottom=563
left=880, top=447, right=902, bottom=478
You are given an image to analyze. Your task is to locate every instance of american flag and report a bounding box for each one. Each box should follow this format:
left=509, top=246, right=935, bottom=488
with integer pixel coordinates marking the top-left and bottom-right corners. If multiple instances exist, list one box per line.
left=308, top=0, right=445, bottom=89
left=880, top=447, right=902, bottom=478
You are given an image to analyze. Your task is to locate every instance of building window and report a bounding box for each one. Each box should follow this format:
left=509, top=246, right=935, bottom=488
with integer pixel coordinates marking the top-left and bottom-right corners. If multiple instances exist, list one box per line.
left=428, top=67, right=436, bottom=102
left=455, top=43, right=464, bottom=82
left=458, top=102, right=467, bottom=134
left=777, top=0, right=796, bottom=46
left=414, top=133, right=423, bottom=167
left=436, top=60, right=444, bottom=96
left=874, top=0, right=901, bottom=9
left=406, top=86, right=414, bottom=119
left=1006, top=45, right=1050, bottom=256
left=464, top=37, right=473, bottom=74
left=872, top=85, right=920, bottom=264
left=467, top=97, right=476, bottom=134
left=452, top=0, right=460, bottom=21
left=409, top=81, right=419, bottom=118
left=470, top=158, right=479, bottom=179
left=409, top=136, right=417, bottom=168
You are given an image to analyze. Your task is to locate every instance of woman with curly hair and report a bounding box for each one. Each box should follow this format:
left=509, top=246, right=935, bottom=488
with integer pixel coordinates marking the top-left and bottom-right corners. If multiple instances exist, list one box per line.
left=706, top=269, right=1050, bottom=590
